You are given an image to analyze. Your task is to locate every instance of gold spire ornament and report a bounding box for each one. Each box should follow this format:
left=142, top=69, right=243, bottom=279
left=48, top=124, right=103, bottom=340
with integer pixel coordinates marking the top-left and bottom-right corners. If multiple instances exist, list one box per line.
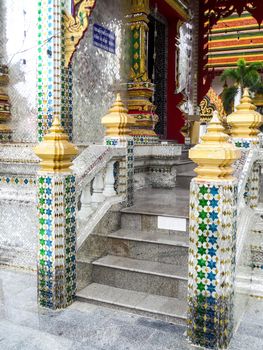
left=34, top=116, right=78, bottom=173
left=227, top=88, right=263, bottom=139
left=189, top=111, right=241, bottom=181
left=101, top=94, right=136, bottom=137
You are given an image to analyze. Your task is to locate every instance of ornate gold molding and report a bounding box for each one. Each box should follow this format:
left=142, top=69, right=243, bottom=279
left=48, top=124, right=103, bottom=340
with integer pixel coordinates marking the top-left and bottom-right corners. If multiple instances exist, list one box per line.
left=63, top=0, right=96, bottom=67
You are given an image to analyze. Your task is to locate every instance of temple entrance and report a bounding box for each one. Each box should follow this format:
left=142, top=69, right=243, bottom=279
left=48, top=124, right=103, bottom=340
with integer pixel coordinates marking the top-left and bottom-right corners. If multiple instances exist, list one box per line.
left=145, top=0, right=190, bottom=143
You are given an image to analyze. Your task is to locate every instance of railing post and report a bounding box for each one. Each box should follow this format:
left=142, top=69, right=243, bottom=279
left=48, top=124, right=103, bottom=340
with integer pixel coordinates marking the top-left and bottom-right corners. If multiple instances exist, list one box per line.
left=78, top=183, right=93, bottom=221
left=228, top=88, right=263, bottom=209
left=188, top=113, right=241, bottom=349
left=34, top=117, right=78, bottom=309
left=102, top=93, right=135, bottom=206
left=103, top=160, right=116, bottom=197
left=227, top=88, right=263, bottom=149
left=91, top=171, right=105, bottom=206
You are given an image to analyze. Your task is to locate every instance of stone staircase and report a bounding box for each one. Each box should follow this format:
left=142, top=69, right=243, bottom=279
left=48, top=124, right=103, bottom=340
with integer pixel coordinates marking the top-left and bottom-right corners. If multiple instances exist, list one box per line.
left=77, top=183, right=192, bottom=324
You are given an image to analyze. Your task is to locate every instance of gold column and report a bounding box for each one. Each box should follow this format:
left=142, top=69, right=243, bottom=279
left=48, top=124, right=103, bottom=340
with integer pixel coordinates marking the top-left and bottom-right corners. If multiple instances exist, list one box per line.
left=127, top=0, right=158, bottom=144
left=0, top=65, right=12, bottom=142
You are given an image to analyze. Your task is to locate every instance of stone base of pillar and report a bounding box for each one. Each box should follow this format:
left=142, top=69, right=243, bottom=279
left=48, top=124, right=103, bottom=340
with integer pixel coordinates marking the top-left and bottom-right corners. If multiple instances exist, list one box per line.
left=187, top=179, right=238, bottom=350
left=37, top=174, right=77, bottom=309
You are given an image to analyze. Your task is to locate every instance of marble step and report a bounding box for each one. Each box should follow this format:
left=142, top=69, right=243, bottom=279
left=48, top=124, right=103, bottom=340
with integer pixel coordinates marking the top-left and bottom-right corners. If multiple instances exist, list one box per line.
left=77, top=283, right=187, bottom=325
left=123, top=187, right=190, bottom=221
left=92, top=255, right=188, bottom=299
left=176, top=171, right=196, bottom=189
left=95, top=229, right=189, bottom=265
left=173, top=160, right=195, bottom=174
left=120, top=212, right=189, bottom=234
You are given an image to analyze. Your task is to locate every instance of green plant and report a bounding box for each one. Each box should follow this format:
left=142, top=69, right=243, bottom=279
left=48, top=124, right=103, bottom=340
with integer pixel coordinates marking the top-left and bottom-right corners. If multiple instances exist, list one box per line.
left=220, top=58, right=263, bottom=113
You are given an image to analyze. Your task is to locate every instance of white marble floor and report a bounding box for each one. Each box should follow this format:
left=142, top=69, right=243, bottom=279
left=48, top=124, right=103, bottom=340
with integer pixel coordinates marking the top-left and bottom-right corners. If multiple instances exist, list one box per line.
left=0, top=267, right=263, bottom=350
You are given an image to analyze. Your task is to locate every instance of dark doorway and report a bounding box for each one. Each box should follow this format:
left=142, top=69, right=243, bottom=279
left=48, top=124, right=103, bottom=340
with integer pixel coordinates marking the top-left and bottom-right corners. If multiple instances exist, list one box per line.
left=148, top=13, right=168, bottom=139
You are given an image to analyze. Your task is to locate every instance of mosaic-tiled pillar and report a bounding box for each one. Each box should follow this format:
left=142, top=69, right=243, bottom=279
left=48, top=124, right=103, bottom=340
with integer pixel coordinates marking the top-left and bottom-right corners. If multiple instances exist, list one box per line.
left=127, top=0, right=158, bottom=144
left=102, top=94, right=135, bottom=206
left=34, top=117, right=78, bottom=309
left=188, top=180, right=238, bottom=349
left=188, top=114, right=241, bottom=349
left=37, top=0, right=95, bottom=141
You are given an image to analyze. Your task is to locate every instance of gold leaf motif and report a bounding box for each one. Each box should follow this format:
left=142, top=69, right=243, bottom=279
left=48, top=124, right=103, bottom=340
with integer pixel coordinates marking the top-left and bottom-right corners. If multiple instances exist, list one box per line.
left=63, top=0, right=96, bottom=67
left=134, top=42, right=139, bottom=50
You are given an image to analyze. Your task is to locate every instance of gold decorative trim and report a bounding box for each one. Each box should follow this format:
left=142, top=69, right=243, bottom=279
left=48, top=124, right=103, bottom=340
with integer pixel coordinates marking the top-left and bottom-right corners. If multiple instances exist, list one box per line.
left=164, top=0, right=189, bottom=21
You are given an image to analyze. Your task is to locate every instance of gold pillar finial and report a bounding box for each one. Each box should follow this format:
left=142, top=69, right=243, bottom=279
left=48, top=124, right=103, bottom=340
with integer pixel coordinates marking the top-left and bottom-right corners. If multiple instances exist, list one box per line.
left=34, top=116, right=78, bottom=173
left=101, top=93, right=136, bottom=137
left=189, top=111, right=241, bottom=181
left=227, top=88, right=263, bottom=139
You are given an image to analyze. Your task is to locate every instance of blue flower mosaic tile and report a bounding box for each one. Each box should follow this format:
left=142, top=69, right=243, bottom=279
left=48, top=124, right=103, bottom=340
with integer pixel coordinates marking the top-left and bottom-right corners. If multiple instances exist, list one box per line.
left=37, top=174, right=76, bottom=309
left=188, top=180, right=238, bottom=349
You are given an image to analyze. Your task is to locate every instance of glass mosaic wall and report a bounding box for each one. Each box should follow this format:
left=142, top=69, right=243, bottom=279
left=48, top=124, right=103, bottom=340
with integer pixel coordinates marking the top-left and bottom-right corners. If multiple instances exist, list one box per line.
left=0, top=178, right=37, bottom=269
left=0, top=0, right=130, bottom=144
left=0, top=0, right=38, bottom=143
left=72, top=0, right=130, bottom=144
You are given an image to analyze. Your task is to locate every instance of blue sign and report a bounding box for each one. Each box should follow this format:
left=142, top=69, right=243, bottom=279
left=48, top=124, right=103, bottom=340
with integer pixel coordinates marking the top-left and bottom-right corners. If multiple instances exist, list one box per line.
left=93, top=23, right=116, bottom=54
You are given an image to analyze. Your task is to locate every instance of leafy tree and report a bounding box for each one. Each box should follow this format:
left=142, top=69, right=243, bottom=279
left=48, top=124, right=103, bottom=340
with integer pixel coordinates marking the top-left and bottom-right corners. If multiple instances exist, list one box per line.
left=220, top=59, right=263, bottom=113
